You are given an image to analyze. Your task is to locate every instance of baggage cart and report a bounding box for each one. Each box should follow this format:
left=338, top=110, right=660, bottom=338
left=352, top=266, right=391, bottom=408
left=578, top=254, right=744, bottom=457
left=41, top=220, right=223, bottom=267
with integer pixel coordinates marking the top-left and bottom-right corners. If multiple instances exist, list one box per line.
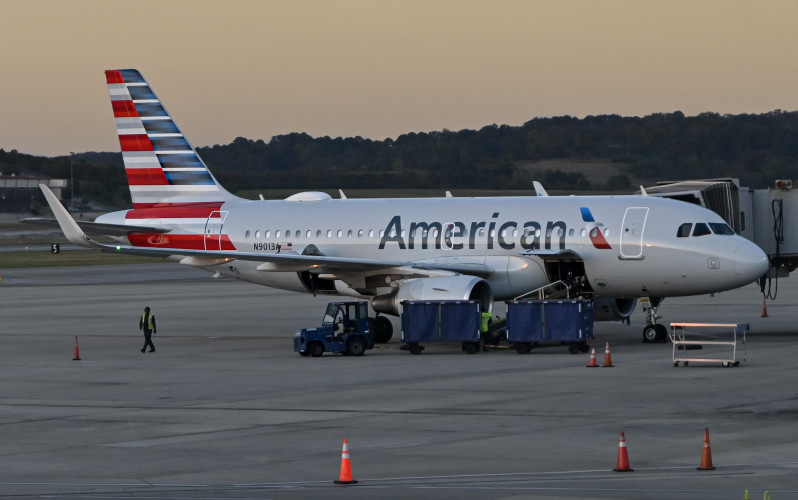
left=505, top=299, right=594, bottom=354
left=400, top=300, right=481, bottom=354
left=669, top=322, right=748, bottom=367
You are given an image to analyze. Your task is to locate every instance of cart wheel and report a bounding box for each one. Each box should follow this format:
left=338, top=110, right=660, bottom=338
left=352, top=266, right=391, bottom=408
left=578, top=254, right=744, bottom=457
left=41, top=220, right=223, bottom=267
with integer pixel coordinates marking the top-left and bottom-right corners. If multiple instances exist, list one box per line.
left=733, top=361, right=740, bottom=367
left=579, top=342, right=590, bottom=353
left=568, top=343, right=580, bottom=354
left=515, top=343, right=531, bottom=354
left=463, top=342, right=480, bottom=354
left=408, top=343, right=423, bottom=355
left=722, top=361, right=730, bottom=367
left=299, top=350, right=310, bottom=357
left=674, top=361, right=679, bottom=367
left=683, top=361, right=688, bottom=366
left=308, top=342, right=324, bottom=358
left=346, top=337, right=367, bottom=356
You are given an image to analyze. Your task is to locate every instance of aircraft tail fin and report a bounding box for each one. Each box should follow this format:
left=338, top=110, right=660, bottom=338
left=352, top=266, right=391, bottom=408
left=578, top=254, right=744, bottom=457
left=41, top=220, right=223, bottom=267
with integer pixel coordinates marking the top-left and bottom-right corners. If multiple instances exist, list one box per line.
left=105, top=69, right=239, bottom=209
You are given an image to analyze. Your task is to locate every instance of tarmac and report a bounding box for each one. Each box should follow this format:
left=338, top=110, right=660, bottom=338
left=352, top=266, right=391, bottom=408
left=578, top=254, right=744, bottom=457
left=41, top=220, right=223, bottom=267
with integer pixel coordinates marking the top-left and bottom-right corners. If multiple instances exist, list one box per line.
left=1, top=262, right=797, bottom=499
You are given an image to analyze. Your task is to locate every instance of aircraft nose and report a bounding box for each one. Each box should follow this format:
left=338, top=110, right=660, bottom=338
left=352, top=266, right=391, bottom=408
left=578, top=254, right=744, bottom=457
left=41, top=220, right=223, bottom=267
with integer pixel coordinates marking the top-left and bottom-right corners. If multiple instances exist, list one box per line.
left=734, top=240, right=769, bottom=282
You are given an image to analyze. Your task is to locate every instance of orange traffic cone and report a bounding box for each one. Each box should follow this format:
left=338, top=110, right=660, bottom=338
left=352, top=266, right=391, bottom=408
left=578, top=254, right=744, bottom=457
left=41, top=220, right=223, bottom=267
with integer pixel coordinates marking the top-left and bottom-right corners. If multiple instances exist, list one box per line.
left=586, top=347, right=599, bottom=367
left=603, top=342, right=614, bottom=367
left=334, top=438, right=358, bottom=484
left=73, top=336, right=81, bottom=361
left=697, top=427, right=715, bottom=470
left=761, top=299, right=769, bottom=318
left=613, top=431, right=633, bottom=472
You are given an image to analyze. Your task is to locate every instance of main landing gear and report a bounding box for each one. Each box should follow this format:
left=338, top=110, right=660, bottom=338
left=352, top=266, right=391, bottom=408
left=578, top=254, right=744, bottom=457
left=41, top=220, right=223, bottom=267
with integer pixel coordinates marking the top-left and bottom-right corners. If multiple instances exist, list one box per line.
left=641, top=297, right=668, bottom=343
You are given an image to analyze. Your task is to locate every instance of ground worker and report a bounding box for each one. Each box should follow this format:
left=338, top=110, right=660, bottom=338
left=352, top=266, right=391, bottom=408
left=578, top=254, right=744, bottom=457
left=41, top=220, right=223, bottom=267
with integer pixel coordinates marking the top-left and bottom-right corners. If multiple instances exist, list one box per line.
left=139, top=306, right=157, bottom=353
left=480, top=309, right=493, bottom=351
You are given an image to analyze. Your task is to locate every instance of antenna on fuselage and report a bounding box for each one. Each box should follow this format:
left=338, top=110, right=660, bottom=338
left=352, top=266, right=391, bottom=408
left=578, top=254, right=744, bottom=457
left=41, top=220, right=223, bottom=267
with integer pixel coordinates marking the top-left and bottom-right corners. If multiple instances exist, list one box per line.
left=339, top=189, right=347, bottom=199
left=639, top=186, right=648, bottom=196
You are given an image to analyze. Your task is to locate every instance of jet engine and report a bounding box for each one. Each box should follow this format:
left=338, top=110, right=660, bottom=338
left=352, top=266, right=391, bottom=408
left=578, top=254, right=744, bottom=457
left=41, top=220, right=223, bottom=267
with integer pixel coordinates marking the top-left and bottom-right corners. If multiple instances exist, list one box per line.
left=371, top=275, right=493, bottom=316
left=592, top=297, right=637, bottom=321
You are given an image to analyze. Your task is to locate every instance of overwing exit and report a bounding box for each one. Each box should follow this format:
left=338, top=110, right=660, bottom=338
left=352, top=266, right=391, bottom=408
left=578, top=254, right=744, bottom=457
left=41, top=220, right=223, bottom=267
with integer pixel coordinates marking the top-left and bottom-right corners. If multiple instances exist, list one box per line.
left=36, top=69, right=769, bottom=343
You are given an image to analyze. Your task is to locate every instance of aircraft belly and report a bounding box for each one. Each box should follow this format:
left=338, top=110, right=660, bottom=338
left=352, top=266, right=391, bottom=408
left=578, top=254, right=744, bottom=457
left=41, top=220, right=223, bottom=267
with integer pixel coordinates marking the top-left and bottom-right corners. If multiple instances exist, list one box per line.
left=196, top=261, right=309, bottom=293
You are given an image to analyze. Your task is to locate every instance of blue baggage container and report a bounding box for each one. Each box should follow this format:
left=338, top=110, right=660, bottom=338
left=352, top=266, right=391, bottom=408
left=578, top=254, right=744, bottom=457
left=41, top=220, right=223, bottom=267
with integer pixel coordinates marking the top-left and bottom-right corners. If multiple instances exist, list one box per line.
left=506, top=299, right=594, bottom=354
left=400, top=300, right=481, bottom=354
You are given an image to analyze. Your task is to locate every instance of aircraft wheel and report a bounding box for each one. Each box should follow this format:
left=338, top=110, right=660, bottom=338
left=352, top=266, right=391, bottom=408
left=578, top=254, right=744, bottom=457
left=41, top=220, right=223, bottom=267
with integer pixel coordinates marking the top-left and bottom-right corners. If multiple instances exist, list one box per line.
left=346, top=337, right=367, bottom=356
left=308, top=342, right=324, bottom=358
left=371, top=316, right=394, bottom=343
left=654, top=324, right=669, bottom=342
left=642, top=325, right=659, bottom=343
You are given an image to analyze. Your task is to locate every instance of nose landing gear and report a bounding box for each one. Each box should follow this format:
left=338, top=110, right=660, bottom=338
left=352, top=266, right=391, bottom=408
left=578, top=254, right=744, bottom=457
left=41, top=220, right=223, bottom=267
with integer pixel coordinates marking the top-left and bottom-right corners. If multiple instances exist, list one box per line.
left=640, top=297, right=668, bottom=343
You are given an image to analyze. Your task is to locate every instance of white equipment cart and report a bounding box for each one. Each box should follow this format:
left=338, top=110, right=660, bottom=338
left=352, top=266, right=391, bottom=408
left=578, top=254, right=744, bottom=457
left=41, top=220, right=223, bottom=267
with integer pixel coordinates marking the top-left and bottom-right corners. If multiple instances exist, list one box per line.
left=669, top=323, right=748, bottom=367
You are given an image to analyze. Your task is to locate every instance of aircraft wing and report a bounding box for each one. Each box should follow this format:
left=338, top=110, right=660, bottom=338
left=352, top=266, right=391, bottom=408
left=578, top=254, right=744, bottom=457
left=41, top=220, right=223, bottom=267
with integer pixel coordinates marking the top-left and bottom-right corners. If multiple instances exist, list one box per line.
left=37, top=184, right=493, bottom=276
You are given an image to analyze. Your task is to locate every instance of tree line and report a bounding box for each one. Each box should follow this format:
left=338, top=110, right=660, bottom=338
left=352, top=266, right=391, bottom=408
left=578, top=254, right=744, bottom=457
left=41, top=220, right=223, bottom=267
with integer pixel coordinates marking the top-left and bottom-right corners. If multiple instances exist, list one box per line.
left=2, top=110, right=797, bottom=207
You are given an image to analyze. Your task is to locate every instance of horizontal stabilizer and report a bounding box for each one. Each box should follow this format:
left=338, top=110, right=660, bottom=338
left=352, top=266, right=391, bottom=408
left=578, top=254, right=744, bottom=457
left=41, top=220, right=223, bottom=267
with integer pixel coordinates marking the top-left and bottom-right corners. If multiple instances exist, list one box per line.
left=21, top=218, right=171, bottom=236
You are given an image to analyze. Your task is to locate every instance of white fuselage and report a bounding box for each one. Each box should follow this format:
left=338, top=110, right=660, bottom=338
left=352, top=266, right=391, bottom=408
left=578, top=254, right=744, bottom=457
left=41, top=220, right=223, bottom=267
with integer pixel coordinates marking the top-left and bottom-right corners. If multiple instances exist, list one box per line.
left=101, top=194, right=769, bottom=300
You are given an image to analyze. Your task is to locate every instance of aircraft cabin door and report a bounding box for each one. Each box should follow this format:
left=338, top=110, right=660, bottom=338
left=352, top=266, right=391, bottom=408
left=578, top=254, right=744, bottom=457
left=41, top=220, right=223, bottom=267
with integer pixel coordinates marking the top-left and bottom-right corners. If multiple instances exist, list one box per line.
left=620, top=207, right=648, bottom=259
left=204, top=210, right=229, bottom=250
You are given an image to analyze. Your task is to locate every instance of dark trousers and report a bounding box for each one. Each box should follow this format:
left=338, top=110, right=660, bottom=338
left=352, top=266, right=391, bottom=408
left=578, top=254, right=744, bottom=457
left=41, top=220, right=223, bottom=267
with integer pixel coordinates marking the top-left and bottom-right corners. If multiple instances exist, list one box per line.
left=143, top=330, right=155, bottom=351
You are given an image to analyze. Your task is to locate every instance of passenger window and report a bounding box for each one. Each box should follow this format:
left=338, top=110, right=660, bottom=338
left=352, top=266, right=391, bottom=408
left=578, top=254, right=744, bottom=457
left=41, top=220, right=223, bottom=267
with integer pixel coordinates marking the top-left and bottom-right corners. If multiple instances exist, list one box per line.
left=265, top=230, right=271, bottom=238
left=358, top=229, right=364, bottom=238
left=677, top=223, right=692, bottom=238
left=709, top=223, right=735, bottom=235
left=693, top=223, right=711, bottom=236
left=245, top=230, right=251, bottom=238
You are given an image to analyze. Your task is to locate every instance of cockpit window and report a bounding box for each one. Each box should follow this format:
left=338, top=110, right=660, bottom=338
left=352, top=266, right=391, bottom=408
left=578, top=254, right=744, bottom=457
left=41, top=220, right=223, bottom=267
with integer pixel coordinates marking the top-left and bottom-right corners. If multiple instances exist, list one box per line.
left=692, top=223, right=711, bottom=236
left=677, top=223, right=692, bottom=238
left=709, top=222, right=735, bottom=235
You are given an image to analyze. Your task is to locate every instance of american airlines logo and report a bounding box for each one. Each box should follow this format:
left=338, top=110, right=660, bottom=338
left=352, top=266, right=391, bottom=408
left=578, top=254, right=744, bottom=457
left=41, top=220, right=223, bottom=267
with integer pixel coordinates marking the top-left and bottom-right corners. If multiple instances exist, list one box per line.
left=580, top=207, right=612, bottom=250
left=378, top=213, right=568, bottom=251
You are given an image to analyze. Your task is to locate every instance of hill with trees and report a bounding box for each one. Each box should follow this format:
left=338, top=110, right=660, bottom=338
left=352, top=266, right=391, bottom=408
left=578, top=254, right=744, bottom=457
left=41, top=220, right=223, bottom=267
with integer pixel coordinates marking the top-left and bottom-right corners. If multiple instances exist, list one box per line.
left=2, top=110, right=797, bottom=207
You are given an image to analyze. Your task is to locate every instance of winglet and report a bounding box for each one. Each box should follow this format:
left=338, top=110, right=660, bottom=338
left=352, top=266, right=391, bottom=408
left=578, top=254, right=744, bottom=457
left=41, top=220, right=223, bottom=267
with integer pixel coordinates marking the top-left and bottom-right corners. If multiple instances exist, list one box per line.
left=533, top=181, right=549, bottom=197
left=38, top=184, right=100, bottom=248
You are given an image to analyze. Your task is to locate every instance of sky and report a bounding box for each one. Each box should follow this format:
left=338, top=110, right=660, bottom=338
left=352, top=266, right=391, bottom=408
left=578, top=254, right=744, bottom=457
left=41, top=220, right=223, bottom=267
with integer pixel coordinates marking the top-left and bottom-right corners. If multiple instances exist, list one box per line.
left=3, top=0, right=798, bottom=157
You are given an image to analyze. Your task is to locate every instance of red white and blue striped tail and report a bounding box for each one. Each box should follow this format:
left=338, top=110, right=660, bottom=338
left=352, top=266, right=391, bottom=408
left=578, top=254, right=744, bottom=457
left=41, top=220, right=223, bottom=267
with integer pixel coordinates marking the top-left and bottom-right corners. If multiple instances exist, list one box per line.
left=105, top=69, right=238, bottom=209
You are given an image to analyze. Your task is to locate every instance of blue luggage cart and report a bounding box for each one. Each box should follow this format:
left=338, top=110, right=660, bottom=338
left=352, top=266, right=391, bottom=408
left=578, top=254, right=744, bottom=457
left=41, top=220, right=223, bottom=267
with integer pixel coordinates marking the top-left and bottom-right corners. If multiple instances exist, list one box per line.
left=400, top=300, right=481, bottom=354
left=506, top=299, right=594, bottom=354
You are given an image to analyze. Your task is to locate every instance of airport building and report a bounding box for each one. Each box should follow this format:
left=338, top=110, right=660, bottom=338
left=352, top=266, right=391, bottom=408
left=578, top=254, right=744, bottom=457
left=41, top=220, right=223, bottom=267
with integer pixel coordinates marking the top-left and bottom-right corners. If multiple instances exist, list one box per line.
left=0, top=175, right=66, bottom=214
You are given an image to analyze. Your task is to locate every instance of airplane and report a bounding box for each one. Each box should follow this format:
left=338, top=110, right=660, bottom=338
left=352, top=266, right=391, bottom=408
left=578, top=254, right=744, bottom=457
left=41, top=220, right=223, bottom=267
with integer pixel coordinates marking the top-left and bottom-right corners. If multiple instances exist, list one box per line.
left=35, top=69, right=769, bottom=343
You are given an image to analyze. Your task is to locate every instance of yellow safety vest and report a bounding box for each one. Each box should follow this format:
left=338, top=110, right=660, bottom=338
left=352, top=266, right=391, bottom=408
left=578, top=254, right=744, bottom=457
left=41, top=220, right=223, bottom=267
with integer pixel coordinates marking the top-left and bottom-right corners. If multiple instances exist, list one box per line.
left=141, top=313, right=154, bottom=330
